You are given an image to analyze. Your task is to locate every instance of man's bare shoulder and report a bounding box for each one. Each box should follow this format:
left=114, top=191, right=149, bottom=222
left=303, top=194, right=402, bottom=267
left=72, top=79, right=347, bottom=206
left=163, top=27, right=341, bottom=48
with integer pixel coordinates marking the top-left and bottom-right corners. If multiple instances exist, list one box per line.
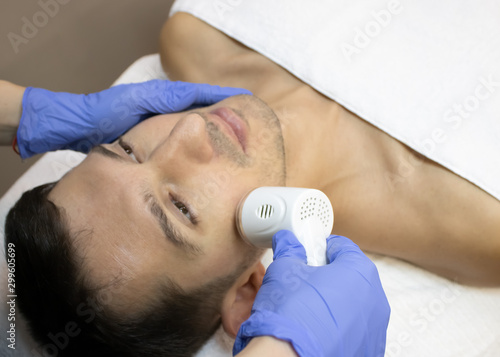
left=160, top=13, right=257, bottom=83
left=160, top=12, right=216, bottom=82
left=331, top=143, right=500, bottom=286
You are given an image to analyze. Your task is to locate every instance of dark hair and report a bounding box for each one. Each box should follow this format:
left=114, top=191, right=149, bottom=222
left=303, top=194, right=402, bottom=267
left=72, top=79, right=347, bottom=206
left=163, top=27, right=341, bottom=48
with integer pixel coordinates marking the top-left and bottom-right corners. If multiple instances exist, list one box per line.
left=5, top=182, right=241, bottom=357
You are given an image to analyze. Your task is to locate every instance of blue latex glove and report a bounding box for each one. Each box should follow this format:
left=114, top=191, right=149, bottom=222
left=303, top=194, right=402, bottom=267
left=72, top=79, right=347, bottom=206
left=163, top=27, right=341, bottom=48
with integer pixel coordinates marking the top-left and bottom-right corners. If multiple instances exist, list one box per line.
left=233, top=231, right=390, bottom=357
left=16, top=79, right=251, bottom=159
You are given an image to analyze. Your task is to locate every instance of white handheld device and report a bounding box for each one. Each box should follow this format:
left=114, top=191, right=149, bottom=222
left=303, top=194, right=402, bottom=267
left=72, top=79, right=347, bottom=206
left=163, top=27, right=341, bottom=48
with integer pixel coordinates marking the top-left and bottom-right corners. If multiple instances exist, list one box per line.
left=236, top=187, right=334, bottom=266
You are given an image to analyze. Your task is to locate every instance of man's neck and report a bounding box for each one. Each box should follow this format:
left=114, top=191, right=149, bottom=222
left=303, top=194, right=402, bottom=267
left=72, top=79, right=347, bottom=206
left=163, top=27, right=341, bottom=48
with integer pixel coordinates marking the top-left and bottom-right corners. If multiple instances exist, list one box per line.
left=264, top=85, right=341, bottom=189
left=263, top=82, right=386, bottom=198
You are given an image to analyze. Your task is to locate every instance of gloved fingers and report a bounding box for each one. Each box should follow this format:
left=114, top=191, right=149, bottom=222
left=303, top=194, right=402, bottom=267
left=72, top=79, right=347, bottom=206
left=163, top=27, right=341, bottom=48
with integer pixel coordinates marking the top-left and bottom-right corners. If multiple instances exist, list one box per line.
left=327, top=235, right=381, bottom=282
left=326, top=235, right=361, bottom=258
left=272, top=230, right=307, bottom=263
left=326, top=235, right=369, bottom=265
left=117, top=80, right=251, bottom=115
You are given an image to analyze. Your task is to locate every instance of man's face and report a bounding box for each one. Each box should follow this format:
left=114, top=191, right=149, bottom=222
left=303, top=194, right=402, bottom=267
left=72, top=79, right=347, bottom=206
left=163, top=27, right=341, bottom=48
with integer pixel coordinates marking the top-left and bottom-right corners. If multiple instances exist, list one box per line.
left=49, top=95, right=286, bottom=309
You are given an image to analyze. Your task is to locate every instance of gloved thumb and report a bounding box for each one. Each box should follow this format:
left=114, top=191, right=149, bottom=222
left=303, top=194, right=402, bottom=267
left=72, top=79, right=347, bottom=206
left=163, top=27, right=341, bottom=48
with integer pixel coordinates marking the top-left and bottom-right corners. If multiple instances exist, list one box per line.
left=192, top=83, right=252, bottom=105
left=158, top=81, right=251, bottom=112
left=272, top=230, right=307, bottom=263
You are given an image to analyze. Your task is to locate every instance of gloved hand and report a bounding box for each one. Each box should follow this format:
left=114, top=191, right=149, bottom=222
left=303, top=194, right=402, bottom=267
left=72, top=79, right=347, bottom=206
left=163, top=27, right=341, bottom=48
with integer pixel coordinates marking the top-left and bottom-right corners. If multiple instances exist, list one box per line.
left=233, top=231, right=390, bottom=357
left=16, top=79, right=251, bottom=159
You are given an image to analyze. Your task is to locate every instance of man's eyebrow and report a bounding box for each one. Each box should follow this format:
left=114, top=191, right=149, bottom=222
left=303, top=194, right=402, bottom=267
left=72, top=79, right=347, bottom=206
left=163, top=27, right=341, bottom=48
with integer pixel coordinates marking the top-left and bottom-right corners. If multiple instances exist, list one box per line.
left=142, top=189, right=203, bottom=257
left=91, top=144, right=202, bottom=256
left=90, top=145, right=126, bottom=162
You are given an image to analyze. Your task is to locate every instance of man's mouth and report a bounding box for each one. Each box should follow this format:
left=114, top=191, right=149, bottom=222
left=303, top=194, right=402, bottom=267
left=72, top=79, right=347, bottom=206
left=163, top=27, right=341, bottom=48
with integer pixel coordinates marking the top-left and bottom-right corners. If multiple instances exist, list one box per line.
left=209, top=107, right=248, bottom=153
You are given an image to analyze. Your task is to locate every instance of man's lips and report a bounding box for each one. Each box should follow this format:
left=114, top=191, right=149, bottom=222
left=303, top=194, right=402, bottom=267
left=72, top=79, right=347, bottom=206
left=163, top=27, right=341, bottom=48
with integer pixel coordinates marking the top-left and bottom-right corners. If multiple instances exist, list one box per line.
left=209, top=107, right=248, bottom=152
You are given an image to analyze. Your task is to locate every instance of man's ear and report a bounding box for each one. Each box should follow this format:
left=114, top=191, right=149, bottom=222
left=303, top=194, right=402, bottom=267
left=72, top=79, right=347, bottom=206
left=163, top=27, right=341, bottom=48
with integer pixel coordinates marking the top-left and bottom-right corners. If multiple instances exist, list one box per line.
left=221, top=261, right=266, bottom=338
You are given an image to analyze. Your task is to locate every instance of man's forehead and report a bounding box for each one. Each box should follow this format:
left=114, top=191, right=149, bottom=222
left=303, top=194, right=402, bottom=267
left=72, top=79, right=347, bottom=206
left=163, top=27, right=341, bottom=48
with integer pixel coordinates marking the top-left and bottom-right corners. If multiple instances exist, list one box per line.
left=50, top=160, right=152, bottom=270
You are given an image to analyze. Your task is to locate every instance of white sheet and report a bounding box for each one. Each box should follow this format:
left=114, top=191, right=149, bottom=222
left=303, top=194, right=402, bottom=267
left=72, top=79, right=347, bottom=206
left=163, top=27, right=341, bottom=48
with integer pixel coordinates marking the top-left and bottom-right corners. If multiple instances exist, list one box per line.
left=1, top=54, right=499, bottom=356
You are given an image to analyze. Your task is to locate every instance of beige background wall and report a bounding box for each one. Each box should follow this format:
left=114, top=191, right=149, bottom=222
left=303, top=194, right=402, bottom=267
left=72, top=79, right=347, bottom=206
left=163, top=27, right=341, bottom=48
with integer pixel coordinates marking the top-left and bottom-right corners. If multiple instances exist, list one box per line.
left=0, top=0, right=175, bottom=197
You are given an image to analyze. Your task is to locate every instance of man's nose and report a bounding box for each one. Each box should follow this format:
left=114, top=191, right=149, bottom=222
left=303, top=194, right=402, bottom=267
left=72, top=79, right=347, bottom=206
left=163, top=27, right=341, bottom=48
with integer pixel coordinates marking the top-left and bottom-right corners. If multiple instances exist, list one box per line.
left=153, top=113, right=214, bottom=165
